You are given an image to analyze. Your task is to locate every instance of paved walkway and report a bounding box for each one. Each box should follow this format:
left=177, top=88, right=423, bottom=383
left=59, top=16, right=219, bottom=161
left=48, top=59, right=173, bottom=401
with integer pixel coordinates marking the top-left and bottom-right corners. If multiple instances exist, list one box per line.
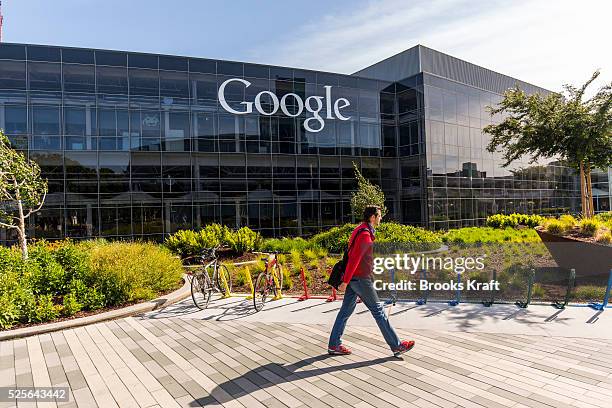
left=1, top=297, right=612, bottom=407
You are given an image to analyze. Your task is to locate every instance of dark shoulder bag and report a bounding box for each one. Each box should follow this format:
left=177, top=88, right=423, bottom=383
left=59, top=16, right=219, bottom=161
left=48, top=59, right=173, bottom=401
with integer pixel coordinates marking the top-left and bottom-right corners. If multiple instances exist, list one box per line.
left=327, top=227, right=371, bottom=289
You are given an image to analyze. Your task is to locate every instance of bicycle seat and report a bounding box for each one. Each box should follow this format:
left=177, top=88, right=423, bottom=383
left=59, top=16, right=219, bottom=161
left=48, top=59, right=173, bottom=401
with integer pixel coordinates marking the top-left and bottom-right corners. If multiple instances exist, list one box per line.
left=260, top=257, right=268, bottom=262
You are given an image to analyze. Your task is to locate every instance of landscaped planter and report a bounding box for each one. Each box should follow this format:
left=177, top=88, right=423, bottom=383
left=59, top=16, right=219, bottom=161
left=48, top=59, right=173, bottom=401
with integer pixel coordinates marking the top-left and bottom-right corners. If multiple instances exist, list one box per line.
left=535, top=227, right=612, bottom=285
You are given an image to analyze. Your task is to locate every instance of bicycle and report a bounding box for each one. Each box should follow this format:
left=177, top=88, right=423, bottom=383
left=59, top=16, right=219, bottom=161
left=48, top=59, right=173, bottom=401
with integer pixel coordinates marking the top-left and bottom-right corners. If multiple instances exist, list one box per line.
left=190, top=246, right=232, bottom=310
left=253, top=251, right=284, bottom=312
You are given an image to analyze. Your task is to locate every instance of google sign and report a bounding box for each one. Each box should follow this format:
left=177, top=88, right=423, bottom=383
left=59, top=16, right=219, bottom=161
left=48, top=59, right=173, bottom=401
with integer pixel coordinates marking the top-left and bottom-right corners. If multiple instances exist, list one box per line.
left=218, top=78, right=351, bottom=132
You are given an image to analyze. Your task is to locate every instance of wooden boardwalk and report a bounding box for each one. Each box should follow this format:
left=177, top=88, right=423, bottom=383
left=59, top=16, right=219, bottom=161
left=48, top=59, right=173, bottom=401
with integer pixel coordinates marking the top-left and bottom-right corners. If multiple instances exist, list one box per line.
left=1, top=315, right=611, bottom=408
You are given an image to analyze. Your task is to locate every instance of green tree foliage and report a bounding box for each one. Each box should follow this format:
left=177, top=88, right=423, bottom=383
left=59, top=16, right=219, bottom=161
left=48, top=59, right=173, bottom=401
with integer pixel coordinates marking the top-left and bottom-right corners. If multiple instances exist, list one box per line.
left=350, top=162, right=387, bottom=220
left=0, top=131, right=48, bottom=259
left=483, top=71, right=612, bottom=218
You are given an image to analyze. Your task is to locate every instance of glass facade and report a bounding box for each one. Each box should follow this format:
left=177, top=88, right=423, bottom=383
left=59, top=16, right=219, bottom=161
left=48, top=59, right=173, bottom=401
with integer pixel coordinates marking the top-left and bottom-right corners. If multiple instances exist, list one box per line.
left=0, top=43, right=608, bottom=243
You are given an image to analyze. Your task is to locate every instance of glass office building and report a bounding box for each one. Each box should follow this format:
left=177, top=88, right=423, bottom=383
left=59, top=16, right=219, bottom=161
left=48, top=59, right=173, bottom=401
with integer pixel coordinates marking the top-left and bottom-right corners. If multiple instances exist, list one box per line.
left=0, top=43, right=609, bottom=242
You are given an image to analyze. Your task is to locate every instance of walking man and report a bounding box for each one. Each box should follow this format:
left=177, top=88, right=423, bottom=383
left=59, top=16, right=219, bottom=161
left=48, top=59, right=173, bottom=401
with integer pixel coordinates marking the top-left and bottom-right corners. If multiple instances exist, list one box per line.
left=328, top=205, right=415, bottom=357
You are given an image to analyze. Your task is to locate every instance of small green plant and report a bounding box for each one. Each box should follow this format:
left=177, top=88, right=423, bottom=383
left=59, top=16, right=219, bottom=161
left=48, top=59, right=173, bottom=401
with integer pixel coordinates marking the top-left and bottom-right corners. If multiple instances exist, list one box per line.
left=290, top=250, right=303, bottom=274
left=559, top=214, right=577, bottom=230
left=225, top=227, right=262, bottom=254
left=596, top=231, right=612, bottom=245
left=34, top=295, right=62, bottom=322
left=531, top=283, right=546, bottom=298
left=573, top=285, right=607, bottom=301
left=62, top=293, right=82, bottom=316
left=579, top=218, right=600, bottom=236
left=303, top=249, right=318, bottom=261
left=544, top=219, right=565, bottom=235
left=486, top=213, right=544, bottom=229
left=233, top=267, right=247, bottom=286
left=282, top=267, right=293, bottom=290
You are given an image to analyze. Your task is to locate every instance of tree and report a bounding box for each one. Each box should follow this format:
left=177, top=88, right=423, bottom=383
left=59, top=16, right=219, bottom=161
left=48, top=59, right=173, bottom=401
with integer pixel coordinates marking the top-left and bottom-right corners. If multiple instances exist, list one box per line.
left=350, top=162, right=387, bottom=220
left=483, top=71, right=612, bottom=218
left=0, top=131, right=48, bottom=259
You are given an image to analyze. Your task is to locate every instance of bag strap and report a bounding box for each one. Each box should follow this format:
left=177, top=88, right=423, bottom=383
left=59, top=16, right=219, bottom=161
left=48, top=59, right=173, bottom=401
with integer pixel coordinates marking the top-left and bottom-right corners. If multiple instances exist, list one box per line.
left=347, top=227, right=372, bottom=255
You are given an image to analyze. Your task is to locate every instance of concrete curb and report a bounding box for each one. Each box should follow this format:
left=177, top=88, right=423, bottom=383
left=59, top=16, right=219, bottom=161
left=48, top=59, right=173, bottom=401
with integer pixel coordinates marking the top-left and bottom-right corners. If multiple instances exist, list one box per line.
left=0, top=275, right=192, bottom=341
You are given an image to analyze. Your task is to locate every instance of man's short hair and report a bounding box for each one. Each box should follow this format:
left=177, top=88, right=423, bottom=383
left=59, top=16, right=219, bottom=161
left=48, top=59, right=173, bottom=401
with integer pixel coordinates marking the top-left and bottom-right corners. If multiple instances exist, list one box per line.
left=363, top=205, right=381, bottom=222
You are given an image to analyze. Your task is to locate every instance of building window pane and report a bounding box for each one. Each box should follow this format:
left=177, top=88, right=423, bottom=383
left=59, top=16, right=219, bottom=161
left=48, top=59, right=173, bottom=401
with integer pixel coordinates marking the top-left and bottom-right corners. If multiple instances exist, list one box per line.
left=4, top=105, right=27, bottom=134
left=64, top=107, right=86, bottom=135
left=97, top=66, right=128, bottom=94
left=32, top=106, right=60, bottom=135
left=63, top=64, right=95, bottom=93
left=28, top=62, right=61, bottom=91
left=160, top=71, right=189, bottom=99
left=129, top=68, right=159, bottom=96
left=0, top=61, right=26, bottom=89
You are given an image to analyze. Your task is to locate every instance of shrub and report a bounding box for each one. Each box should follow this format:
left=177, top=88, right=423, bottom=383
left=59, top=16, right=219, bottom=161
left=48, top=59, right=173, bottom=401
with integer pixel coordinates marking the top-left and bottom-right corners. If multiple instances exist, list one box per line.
left=310, top=224, right=356, bottom=254
left=573, top=286, right=607, bottom=301
left=443, top=227, right=540, bottom=244
left=90, top=242, right=183, bottom=305
left=62, top=293, right=82, bottom=316
left=281, top=266, right=293, bottom=290
left=596, top=231, right=612, bottom=245
left=34, top=295, right=61, bottom=322
left=290, top=250, right=303, bottom=274
left=376, top=223, right=442, bottom=252
left=310, top=222, right=441, bottom=254
left=261, top=237, right=317, bottom=253
left=579, top=218, right=600, bottom=236
left=233, top=267, right=247, bottom=287
left=226, top=227, right=262, bottom=254
left=544, top=220, right=565, bottom=235
left=595, top=211, right=612, bottom=223
left=28, top=244, right=67, bottom=295
left=531, top=283, right=546, bottom=298
left=559, top=214, right=577, bottom=229
left=0, top=295, right=19, bottom=329
left=486, top=213, right=544, bottom=229
left=303, top=249, right=318, bottom=261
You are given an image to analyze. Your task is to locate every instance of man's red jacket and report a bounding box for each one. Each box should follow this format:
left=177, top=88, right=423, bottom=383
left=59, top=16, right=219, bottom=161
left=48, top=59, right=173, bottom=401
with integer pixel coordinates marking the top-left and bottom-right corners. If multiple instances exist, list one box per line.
left=343, top=222, right=375, bottom=283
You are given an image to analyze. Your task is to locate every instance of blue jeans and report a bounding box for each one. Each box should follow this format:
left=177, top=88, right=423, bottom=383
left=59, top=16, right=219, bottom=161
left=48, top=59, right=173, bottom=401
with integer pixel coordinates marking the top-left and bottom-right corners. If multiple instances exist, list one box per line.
left=328, top=278, right=401, bottom=350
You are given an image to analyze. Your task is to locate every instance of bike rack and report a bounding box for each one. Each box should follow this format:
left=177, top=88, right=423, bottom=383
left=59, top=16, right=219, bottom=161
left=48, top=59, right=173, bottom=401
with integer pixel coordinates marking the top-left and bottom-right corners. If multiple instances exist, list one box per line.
left=590, top=269, right=612, bottom=311
left=553, top=269, right=575, bottom=309
left=516, top=269, right=535, bottom=308
left=244, top=266, right=254, bottom=300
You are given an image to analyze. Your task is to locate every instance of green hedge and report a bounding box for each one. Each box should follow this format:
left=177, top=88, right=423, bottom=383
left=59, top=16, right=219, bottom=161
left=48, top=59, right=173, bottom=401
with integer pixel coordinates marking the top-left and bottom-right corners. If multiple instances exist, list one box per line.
left=486, top=213, right=545, bottom=229
left=0, top=240, right=183, bottom=330
left=309, top=222, right=442, bottom=254
left=442, top=227, right=540, bottom=244
left=165, top=224, right=262, bottom=258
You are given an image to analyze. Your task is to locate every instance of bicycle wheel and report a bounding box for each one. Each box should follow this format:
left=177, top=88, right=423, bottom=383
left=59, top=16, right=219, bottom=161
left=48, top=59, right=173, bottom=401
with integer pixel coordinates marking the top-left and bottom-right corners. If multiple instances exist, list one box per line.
left=253, top=272, right=269, bottom=312
left=215, top=264, right=232, bottom=296
left=191, top=271, right=212, bottom=310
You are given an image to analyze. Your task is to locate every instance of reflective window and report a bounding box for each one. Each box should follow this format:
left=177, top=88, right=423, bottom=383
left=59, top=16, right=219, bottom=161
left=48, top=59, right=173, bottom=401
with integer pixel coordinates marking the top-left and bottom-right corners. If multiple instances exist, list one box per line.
left=159, top=56, right=187, bottom=71
left=28, top=46, right=61, bottom=62
left=129, top=68, right=159, bottom=96
left=62, top=48, right=95, bottom=64
left=160, top=71, right=189, bottom=99
left=63, top=64, right=95, bottom=93
left=0, top=44, right=26, bottom=60
left=32, top=106, right=60, bottom=135
left=4, top=105, right=27, bottom=134
left=128, top=54, right=158, bottom=69
left=28, top=62, right=62, bottom=91
left=97, top=66, right=128, bottom=94
left=64, top=107, right=86, bottom=135
left=0, top=61, right=26, bottom=89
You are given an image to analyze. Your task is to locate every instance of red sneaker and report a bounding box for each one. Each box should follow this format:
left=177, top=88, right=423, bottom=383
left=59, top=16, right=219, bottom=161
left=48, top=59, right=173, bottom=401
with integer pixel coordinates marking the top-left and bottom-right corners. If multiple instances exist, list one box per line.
left=392, top=340, right=415, bottom=357
left=328, top=344, right=352, bottom=355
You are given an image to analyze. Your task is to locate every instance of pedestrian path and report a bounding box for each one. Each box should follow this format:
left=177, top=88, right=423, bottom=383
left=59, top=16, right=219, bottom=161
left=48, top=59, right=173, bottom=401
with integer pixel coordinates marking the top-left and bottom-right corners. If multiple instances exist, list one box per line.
left=1, top=297, right=611, bottom=407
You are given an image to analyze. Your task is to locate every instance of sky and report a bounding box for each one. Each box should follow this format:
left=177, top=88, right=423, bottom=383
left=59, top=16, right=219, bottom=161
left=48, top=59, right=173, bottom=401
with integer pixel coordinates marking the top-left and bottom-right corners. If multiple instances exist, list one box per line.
left=2, top=0, right=611, bottom=93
